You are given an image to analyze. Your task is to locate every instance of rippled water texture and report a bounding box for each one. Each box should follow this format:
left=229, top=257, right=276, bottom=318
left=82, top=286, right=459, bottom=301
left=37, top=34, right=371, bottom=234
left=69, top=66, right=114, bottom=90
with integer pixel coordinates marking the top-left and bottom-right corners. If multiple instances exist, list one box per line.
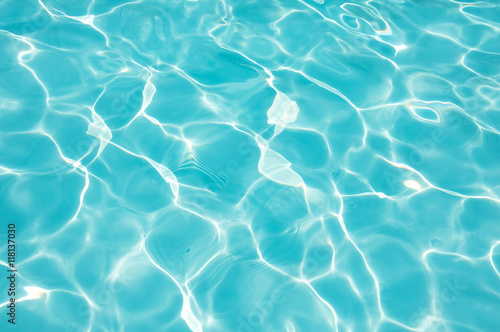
left=1, top=0, right=500, bottom=331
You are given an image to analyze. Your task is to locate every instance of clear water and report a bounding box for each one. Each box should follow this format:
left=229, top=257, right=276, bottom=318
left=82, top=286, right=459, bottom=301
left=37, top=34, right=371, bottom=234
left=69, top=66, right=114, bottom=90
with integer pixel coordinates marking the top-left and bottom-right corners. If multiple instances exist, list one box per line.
left=1, top=1, right=500, bottom=331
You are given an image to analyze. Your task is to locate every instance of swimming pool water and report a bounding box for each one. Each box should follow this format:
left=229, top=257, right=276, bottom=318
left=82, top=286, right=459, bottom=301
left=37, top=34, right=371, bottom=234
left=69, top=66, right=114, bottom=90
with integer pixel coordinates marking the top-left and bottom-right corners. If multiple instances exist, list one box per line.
left=1, top=0, right=500, bottom=331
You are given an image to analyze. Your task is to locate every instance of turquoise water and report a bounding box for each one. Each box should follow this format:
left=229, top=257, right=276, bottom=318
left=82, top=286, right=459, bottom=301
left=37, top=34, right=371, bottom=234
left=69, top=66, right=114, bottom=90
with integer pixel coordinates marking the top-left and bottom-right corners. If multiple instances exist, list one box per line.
left=1, top=0, right=500, bottom=331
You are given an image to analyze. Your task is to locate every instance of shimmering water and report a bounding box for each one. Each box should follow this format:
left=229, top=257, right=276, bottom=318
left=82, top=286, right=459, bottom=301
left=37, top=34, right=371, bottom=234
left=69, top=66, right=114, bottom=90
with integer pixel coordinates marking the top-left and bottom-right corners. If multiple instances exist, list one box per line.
left=1, top=0, right=500, bottom=331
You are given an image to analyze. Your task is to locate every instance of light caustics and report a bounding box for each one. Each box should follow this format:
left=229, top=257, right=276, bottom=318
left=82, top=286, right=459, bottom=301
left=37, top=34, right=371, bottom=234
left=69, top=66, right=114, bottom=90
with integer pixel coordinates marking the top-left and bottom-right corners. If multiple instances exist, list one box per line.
left=0, top=1, right=499, bottom=332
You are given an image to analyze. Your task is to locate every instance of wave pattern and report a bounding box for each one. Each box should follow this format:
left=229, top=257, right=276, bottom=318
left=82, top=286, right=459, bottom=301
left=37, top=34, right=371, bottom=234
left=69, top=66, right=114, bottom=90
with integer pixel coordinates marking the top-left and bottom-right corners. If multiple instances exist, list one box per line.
left=1, top=0, right=500, bottom=331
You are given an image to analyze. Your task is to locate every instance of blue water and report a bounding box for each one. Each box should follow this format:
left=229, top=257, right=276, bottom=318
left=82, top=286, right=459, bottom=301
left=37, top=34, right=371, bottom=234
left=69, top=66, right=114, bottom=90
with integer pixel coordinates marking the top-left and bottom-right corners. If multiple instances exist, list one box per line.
left=1, top=0, right=500, bottom=331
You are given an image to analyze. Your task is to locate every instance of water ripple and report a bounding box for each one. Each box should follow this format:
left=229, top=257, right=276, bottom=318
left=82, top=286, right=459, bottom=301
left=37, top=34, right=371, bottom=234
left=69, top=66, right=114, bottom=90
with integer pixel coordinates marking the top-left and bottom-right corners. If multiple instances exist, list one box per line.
left=1, top=0, right=500, bottom=331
